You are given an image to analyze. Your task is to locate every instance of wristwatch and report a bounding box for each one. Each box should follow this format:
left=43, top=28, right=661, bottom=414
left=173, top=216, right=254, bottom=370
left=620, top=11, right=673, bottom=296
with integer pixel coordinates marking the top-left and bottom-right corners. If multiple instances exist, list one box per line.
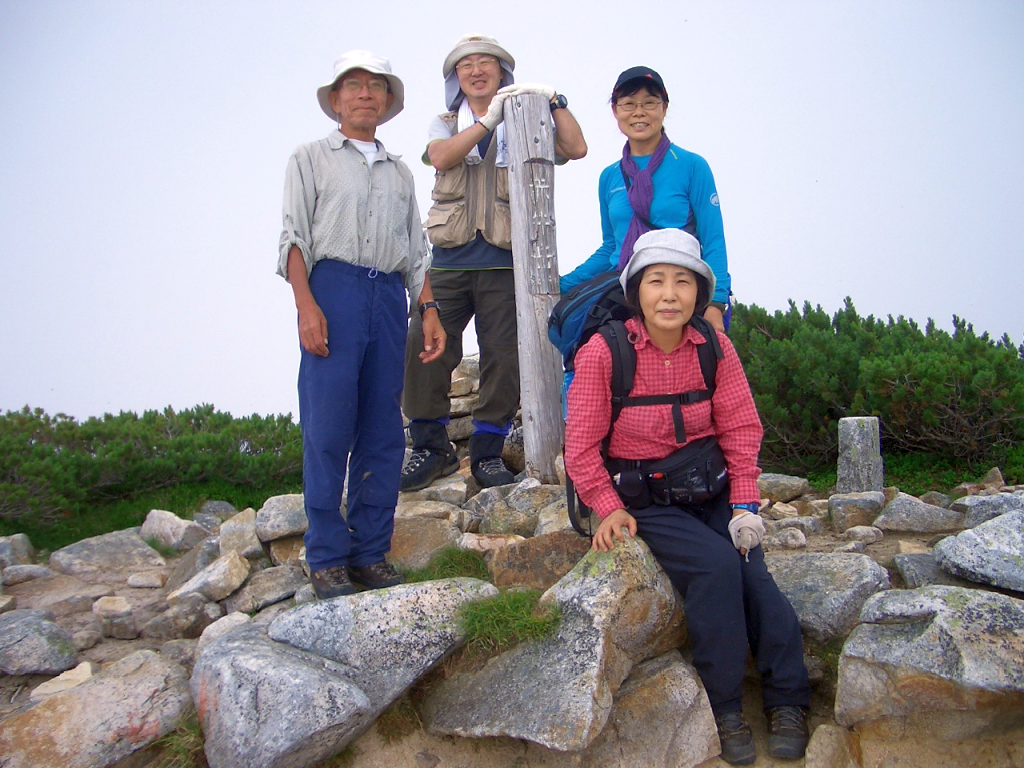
left=418, top=301, right=441, bottom=317
left=731, top=502, right=760, bottom=515
left=550, top=94, right=568, bottom=112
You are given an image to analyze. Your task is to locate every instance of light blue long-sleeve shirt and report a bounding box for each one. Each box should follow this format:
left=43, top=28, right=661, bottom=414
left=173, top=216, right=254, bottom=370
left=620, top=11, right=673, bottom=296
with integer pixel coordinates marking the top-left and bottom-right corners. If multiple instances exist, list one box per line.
left=560, top=143, right=730, bottom=304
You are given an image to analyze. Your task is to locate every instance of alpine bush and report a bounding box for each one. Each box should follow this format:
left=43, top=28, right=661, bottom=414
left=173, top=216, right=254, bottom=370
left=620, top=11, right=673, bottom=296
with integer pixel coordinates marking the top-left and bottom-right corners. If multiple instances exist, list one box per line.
left=731, top=299, right=1024, bottom=472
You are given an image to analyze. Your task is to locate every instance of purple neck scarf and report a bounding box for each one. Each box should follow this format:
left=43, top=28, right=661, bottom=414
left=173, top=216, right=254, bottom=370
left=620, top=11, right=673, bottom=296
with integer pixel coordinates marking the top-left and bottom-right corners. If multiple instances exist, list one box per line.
left=616, top=132, right=672, bottom=270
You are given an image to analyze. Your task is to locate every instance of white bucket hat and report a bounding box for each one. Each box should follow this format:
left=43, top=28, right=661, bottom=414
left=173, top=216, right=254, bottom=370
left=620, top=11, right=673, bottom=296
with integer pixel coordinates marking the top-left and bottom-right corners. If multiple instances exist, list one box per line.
left=442, top=33, right=515, bottom=111
left=316, top=50, right=405, bottom=125
left=620, top=229, right=716, bottom=301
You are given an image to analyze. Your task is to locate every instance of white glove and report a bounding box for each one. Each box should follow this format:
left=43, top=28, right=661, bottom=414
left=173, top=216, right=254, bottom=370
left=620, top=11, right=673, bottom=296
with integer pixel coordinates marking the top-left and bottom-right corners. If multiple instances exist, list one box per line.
left=728, top=511, right=766, bottom=557
left=479, top=91, right=510, bottom=131
left=497, top=83, right=557, bottom=102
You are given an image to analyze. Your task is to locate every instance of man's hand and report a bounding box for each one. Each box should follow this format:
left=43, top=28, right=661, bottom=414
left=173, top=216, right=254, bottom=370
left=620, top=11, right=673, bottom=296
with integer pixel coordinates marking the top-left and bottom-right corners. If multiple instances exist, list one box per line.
left=703, top=305, right=725, bottom=333
left=419, top=309, right=446, bottom=363
left=297, top=300, right=329, bottom=357
left=593, top=508, right=637, bottom=552
left=479, top=91, right=510, bottom=131
left=497, top=83, right=556, bottom=102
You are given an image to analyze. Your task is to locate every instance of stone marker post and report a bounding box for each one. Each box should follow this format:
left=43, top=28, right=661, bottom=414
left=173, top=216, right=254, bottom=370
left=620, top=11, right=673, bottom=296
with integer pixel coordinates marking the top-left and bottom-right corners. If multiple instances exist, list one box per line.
left=836, top=417, right=884, bottom=493
left=503, top=93, right=563, bottom=483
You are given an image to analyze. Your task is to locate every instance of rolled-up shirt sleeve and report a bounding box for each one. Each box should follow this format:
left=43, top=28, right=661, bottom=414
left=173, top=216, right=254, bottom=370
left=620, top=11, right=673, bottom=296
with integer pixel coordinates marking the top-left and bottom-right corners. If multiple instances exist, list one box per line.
left=277, top=148, right=317, bottom=280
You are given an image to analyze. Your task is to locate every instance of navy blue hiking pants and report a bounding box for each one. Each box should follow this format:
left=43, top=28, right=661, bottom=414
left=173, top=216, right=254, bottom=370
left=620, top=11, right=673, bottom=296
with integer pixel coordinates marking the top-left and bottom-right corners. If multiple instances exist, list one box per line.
left=632, top=490, right=810, bottom=716
left=298, top=260, right=407, bottom=572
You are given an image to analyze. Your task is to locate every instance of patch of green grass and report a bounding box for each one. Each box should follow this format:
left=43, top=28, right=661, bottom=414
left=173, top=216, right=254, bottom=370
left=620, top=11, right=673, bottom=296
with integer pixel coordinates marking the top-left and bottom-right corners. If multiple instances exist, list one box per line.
left=403, top=546, right=490, bottom=583
left=0, top=478, right=300, bottom=552
left=375, top=695, right=421, bottom=744
left=880, top=454, right=984, bottom=497
left=153, top=713, right=207, bottom=768
left=144, top=537, right=180, bottom=559
left=459, top=589, right=561, bottom=654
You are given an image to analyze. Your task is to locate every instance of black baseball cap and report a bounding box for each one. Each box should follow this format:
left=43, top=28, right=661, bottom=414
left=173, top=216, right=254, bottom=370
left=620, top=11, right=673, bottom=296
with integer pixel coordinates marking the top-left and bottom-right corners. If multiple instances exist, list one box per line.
left=613, top=66, right=668, bottom=98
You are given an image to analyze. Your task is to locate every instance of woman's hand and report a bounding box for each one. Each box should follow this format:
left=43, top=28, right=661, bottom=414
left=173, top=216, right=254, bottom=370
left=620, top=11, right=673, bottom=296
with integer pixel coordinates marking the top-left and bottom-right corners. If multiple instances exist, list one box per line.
left=593, top=508, right=637, bottom=552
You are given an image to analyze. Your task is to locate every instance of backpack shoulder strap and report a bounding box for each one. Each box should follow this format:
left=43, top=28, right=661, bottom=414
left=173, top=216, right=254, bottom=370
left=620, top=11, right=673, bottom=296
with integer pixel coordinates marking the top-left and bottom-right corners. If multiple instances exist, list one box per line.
left=597, top=320, right=635, bottom=429
left=689, top=315, right=723, bottom=393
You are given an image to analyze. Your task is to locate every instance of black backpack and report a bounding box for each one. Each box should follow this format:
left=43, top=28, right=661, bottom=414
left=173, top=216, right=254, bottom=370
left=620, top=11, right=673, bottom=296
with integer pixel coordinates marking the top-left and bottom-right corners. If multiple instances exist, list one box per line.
left=563, top=304, right=723, bottom=537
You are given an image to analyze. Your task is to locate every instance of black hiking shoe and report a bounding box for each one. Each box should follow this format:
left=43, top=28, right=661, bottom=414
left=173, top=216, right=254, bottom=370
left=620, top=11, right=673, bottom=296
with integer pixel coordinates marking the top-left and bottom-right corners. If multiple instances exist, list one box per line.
left=471, top=456, right=515, bottom=488
left=400, top=443, right=459, bottom=492
left=349, top=561, right=404, bottom=590
left=714, top=712, right=756, bottom=765
left=765, top=706, right=809, bottom=759
left=310, top=566, right=357, bottom=600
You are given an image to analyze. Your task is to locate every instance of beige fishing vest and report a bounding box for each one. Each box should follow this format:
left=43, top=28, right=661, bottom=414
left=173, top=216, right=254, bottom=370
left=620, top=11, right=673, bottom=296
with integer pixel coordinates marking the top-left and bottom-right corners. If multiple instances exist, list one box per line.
left=423, top=112, right=512, bottom=251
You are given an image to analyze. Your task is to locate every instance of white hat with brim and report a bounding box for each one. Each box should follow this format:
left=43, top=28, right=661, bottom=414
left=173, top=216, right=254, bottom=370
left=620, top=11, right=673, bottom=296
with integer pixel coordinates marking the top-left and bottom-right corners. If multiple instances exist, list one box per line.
left=316, top=50, right=405, bottom=125
left=619, top=229, right=716, bottom=301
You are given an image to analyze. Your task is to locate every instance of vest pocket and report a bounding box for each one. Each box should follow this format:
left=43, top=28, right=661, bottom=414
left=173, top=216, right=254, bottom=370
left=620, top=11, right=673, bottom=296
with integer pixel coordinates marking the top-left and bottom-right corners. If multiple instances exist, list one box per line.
left=430, top=163, right=467, bottom=202
left=487, top=200, right=513, bottom=251
left=424, top=201, right=471, bottom=248
left=496, top=166, right=510, bottom=202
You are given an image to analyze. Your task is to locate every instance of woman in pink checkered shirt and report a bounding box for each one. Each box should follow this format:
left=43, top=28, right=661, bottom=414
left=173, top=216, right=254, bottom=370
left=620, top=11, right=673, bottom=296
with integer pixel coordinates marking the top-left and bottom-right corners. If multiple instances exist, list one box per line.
left=564, top=228, right=810, bottom=765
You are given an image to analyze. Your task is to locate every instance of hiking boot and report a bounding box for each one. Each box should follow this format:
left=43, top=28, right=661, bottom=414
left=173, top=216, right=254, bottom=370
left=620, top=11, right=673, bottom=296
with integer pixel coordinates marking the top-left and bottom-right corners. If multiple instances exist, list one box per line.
left=400, top=443, right=458, bottom=492
left=349, top=561, right=404, bottom=590
left=765, top=705, right=809, bottom=759
left=472, top=456, right=515, bottom=488
left=309, top=566, right=357, bottom=600
left=714, top=712, right=756, bottom=766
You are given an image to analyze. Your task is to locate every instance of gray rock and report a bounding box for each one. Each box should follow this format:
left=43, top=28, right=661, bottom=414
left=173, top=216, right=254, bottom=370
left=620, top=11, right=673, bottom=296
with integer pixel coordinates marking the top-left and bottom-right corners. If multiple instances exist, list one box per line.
left=933, top=510, right=1024, bottom=591
left=828, top=492, right=885, bottom=533
left=293, top=584, right=315, bottom=606
left=3, top=564, right=54, bottom=585
left=804, top=724, right=862, bottom=768
left=919, top=491, right=952, bottom=508
left=502, top=426, right=526, bottom=474
left=141, top=593, right=224, bottom=640
left=197, top=611, right=252, bottom=652
left=758, top=473, right=810, bottom=503
left=398, top=472, right=469, bottom=506
left=0, top=650, right=192, bottom=768
left=421, top=536, right=684, bottom=751
left=219, top=508, right=265, bottom=560
left=835, top=586, right=1024, bottom=738
left=842, top=525, right=884, bottom=544
left=3, top=574, right=112, bottom=617
left=255, top=494, right=309, bottom=542
left=448, top=370, right=474, bottom=397
left=270, top=578, right=497, bottom=717
left=836, top=416, right=883, bottom=493
left=199, top=500, right=238, bottom=520
left=764, top=528, right=807, bottom=550
left=388, top=517, right=462, bottom=571
left=874, top=492, right=964, bottom=533
left=766, top=554, right=890, bottom=644
left=72, top=629, right=101, bottom=651
left=395, top=499, right=463, bottom=521
left=834, top=541, right=866, bottom=553
left=449, top=393, right=479, bottom=417
left=160, top=638, right=199, bottom=674
left=49, top=528, right=165, bottom=578
left=446, top=415, right=474, bottom=442
left=0, top=609, right=77, bottom=675
left=193, top=512, right=222, bottom=533
left=0, top=533, right=35, bottom=569
left=478, top=501, right=541, bottom=538
left=457, top=353, right=480, bottom=379
left=892, top=553, right=975, bottom=589
left=92, top=595, right=138, bottom=639
left=770, top=516, right=823, bottom=536
left=487, top=530, right=592, bottom=590
left=534, top=497, right=572, bottom=536
left=951, top=492, right=1024, bottom=528
left=222, top=564, right=307, bottom=614
left=167, top=551, right=250, bottom=605
left=506, top=479, right=565, bottom=516
left=547, top=650, right=719, bottom=768
left=127, top=570, right=166, bottom=588
left=140, top=508, right=209, bottom=552
left=165, top=535, right=221, bottom=592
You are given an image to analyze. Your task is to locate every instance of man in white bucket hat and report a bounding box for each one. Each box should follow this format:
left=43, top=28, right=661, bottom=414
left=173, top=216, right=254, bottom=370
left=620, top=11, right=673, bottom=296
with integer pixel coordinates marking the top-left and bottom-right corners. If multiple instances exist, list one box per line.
left=400, top=33, right=587, bottom=492
left=277, top=50, right=444, bottom=600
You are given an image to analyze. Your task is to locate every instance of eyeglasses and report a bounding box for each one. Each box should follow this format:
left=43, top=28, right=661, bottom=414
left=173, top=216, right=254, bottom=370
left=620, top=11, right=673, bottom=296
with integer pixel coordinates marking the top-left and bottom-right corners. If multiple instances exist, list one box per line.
left=338, top=78, right=389, bottom=95
left=615, top=99, right=664, bottom=113
left=455, top=56, right=499, bottom=74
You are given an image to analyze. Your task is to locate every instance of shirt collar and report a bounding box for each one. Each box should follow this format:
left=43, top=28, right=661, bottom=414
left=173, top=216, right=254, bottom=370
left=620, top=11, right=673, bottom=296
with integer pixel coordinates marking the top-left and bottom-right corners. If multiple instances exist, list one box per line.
left=626, top=316, right=707, bottom=353
left=325, top=129, right=401, bottom=161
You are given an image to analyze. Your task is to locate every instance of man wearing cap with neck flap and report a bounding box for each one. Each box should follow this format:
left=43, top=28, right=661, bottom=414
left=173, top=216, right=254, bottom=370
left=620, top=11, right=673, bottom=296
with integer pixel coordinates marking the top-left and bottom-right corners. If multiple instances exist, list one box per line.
left=400, top=33, right=587, bottom=492
left=277, top=50, right=445, bottom=600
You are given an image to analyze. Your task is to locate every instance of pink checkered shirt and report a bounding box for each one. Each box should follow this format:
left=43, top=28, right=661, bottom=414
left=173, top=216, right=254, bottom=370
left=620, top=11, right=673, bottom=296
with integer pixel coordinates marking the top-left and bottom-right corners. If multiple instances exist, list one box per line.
left=565, top=317, right=763, bottom=519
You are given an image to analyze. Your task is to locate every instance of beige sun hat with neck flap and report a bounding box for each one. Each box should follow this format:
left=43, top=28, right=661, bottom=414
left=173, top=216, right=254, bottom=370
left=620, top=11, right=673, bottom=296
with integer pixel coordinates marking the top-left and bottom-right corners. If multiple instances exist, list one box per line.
left=620, top=229, right=716, bottom=301
left=316, top=50, right=405, bottom=125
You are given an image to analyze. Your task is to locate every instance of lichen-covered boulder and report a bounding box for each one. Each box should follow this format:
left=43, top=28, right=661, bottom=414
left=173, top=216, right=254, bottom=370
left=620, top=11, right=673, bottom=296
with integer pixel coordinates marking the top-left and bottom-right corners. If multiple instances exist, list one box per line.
left=933, top=510, right=1024, bottom=591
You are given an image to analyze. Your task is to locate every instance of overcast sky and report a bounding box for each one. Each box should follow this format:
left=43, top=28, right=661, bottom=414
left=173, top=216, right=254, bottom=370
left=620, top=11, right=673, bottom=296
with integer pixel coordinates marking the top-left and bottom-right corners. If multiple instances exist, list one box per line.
left=2, top=1, right=1022, bottom=421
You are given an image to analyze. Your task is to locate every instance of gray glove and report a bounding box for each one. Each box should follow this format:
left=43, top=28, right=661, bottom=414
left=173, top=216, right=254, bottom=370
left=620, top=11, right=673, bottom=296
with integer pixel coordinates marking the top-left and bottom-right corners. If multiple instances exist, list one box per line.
left=728, top=511, right=766, bottom=558
left=497, top=82, right=557, bottom=101
left=479, top=91, right=510, bottom=131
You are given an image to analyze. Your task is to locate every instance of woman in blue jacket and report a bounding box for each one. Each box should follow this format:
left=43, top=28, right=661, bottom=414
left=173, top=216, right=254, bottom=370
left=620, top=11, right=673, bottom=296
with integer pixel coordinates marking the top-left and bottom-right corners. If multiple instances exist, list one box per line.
left=560, top=66, right=731, bottom=331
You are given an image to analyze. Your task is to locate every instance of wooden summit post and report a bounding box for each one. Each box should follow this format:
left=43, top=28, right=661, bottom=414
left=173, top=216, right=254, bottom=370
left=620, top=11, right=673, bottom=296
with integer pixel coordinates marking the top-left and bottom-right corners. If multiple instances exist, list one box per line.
left=503, top=93, right=563, bottom=484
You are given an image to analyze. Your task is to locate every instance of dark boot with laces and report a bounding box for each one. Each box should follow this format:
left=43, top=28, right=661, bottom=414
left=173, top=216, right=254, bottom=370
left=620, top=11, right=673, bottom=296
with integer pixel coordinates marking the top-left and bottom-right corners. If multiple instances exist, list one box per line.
left=401, top=421, right=459, bottom=492
left=469, top=432, right=515, bottom=488
left=349, top=560, right=404, bottom=590
left=765, top=705, right=809, bottom=759
left=714, top=711, right=756, bottom=765
left=309, top=566, right=357, bottom=600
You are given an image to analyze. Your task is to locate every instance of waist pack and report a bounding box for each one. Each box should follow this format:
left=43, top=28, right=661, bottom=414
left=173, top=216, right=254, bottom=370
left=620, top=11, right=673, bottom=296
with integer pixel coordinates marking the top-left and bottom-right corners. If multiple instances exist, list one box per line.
left=606, top=436, right=729, bottom=510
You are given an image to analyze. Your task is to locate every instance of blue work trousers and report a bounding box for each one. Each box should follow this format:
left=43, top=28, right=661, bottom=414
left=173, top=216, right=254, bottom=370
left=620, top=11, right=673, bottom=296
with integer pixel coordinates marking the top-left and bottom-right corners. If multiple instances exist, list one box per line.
left=298, top=260, right=407, bottom=572
left=632, top=490, right=810, bottom=715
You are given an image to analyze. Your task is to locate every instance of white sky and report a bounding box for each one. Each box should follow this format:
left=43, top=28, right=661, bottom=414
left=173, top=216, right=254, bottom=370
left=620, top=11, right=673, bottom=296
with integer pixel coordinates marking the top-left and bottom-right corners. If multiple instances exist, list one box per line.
left=2, top=1, right=1022, bottom=421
